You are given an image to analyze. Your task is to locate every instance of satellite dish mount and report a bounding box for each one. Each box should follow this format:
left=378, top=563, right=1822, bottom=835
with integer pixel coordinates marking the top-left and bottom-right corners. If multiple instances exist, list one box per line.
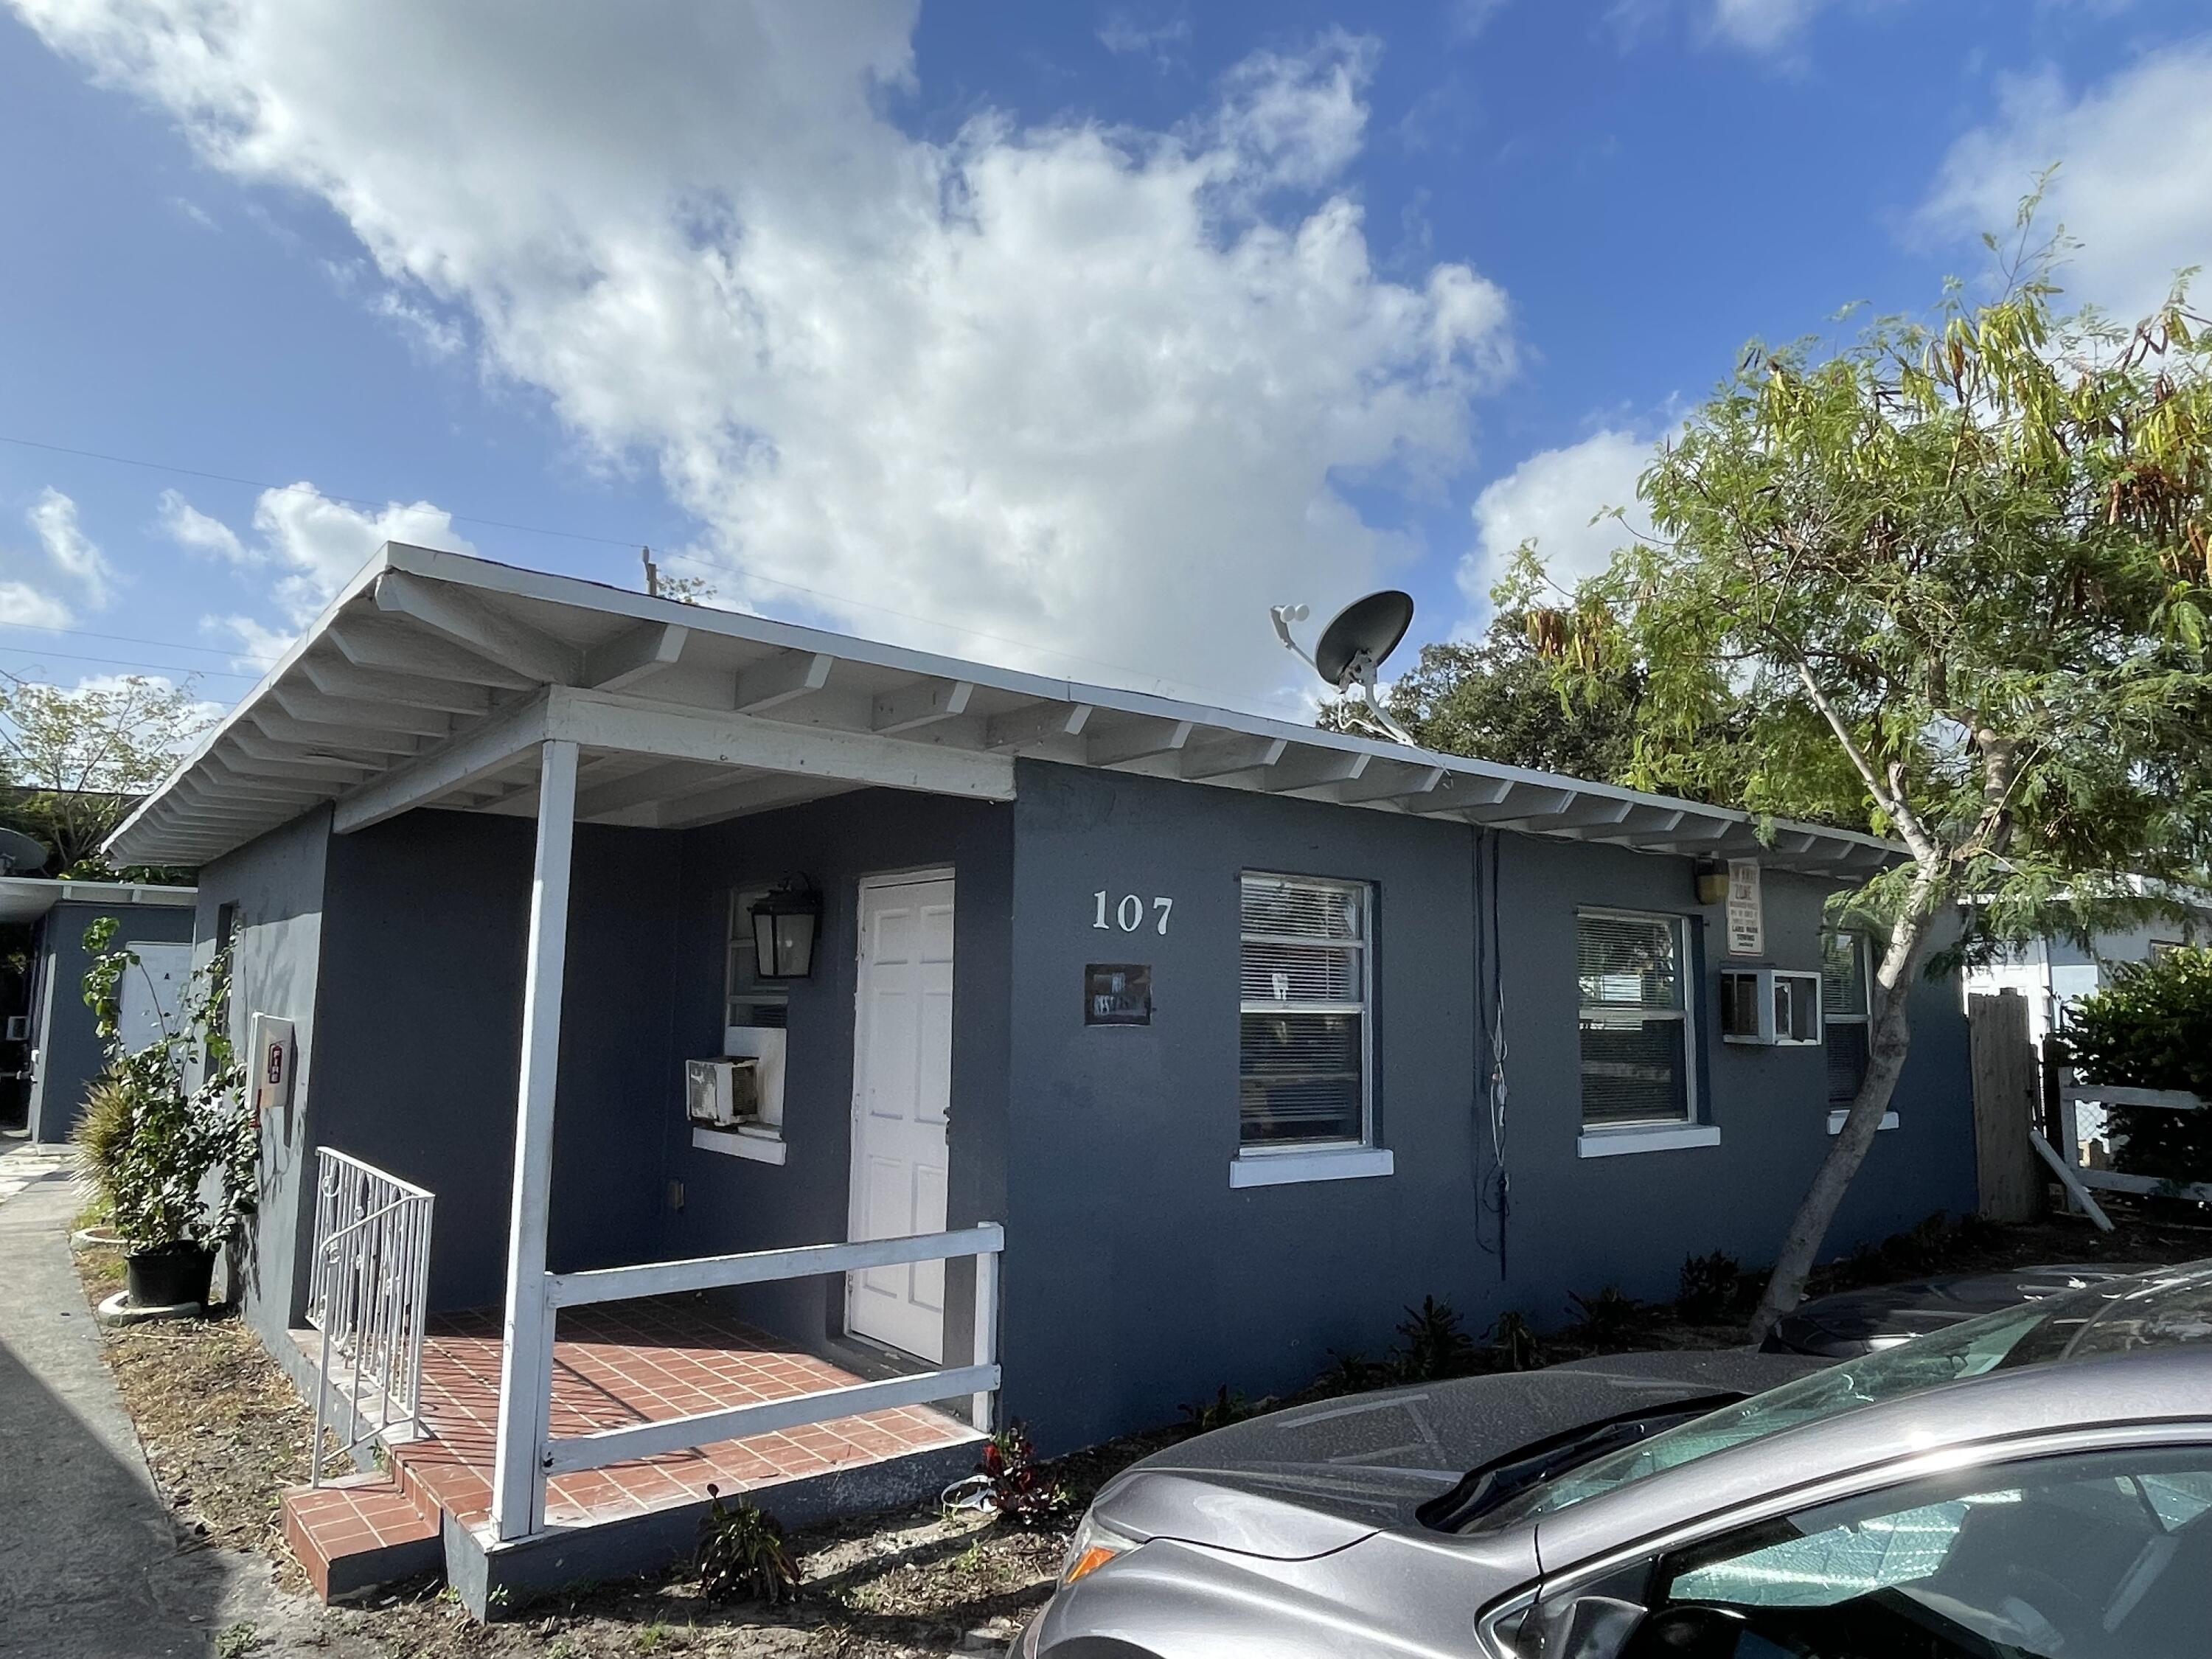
left=1271, top=590, right=1418, bottom=745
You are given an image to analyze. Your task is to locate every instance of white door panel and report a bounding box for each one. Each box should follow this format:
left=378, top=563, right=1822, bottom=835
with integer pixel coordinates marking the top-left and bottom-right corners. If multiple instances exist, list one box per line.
left=846, top=872, right=955, bottom=1361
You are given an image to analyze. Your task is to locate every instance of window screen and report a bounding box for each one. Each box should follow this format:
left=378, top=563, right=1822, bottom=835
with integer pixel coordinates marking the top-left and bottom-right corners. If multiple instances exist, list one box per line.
left=1822, top=931, right=1869, bottom=1108
left=1577, top=911, right=1692, bottom=1127
left=1239, top=874, right=1370, bottom=1147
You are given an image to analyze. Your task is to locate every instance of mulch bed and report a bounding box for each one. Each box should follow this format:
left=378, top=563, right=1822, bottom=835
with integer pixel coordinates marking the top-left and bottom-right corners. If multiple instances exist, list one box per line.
left=66, top=1194, right=2212, bottom=1656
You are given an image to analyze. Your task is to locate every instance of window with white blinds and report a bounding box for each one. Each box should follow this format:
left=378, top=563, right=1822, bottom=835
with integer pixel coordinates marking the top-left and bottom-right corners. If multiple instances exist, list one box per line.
left=1577, top=909, right=1694, bottom=1127
left=1239, top=873, right=1371, bottom=1148
left=1822, top=931, right=1870, bottom=1108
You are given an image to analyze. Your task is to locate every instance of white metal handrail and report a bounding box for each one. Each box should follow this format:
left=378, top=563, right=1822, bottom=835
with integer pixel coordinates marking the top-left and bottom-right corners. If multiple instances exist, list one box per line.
left=307, top=1147, right=436, bottom=1484
left=518, top=1222, right=1003, bottom=1526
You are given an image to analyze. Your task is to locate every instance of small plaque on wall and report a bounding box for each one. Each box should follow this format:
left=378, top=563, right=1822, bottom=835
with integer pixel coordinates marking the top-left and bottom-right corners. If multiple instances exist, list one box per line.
left=1085, top=963, right=1152, bottom=1026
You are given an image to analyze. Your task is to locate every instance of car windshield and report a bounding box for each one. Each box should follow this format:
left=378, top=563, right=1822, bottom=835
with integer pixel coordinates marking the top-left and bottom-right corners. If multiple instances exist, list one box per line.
left=1478, top=1265, right=2212, bottom=1530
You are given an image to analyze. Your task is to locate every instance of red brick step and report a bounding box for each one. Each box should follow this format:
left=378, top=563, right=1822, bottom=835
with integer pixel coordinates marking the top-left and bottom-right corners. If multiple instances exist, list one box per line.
left=281, top=1471, right=442, bottom=1602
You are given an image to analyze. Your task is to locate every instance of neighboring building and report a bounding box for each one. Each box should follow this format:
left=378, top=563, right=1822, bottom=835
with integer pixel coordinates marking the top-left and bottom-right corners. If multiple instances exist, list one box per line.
left=2, top=877, right=197, bottom=1142
left=1964, top=905, right=2210, bottom=1051
left=106, top=544, right=1976, bottom=1606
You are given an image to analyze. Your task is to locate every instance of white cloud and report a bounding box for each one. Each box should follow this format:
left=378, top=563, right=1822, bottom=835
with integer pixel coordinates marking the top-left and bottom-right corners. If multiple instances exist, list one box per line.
left=1921, top=44, right=2212, bottom=325
left=0, top=580, right=74, bottom=630
left=13, top=2, right=1513, bottom=707
left=1447, top=0, right=1511, bottom=42
left=160, top=483, right=473, bottom=658
left=1097, top=11, right=1189, bottom=63
left=1458, top=427, right=1653, bottom=622
left=1602, top=0, right=1840, bottom=56
left=158, top=488, right=247, bottom=561
left=28, top=487, right=114, bottom=606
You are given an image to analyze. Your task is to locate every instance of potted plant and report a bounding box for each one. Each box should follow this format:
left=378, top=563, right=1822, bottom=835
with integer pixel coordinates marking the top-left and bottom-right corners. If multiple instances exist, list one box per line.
left=71, top=919, right=255, bottom=1310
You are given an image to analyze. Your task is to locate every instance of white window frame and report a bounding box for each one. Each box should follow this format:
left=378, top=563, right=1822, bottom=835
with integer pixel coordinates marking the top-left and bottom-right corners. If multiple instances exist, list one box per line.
left=1233, top=872, right=1382, bottom=1180
left=725, top=886, right=790, bottom=1032
left=1821, top=929, right=1882, bottom=1131
left=1575, top=907, right=1703, bottom=1155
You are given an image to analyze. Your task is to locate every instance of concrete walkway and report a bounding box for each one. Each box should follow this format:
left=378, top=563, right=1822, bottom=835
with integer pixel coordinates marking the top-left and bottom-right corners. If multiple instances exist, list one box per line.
left=0, top=1178, right=361, bottom=1658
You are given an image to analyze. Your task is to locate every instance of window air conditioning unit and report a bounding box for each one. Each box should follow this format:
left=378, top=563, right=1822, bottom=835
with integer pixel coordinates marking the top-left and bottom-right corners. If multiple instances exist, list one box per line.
left=1720, top=967, right=1822, bottom=1047
left=686, top=1057, right=762, bottom=1129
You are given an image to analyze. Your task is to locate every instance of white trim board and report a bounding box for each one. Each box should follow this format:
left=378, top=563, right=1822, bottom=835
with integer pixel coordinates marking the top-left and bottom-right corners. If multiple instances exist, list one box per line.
left=1576, top=1123, right=1722, bottom=1159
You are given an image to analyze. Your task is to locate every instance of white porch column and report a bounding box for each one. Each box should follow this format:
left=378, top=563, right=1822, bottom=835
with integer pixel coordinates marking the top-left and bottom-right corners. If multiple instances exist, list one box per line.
left=490, top=738, right=579, bottom=1540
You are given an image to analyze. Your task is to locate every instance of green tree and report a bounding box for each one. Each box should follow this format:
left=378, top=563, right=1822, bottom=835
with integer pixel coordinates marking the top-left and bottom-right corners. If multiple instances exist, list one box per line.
left=1354, top=610, right=1644, bottom=782
left=0, top=672, right=210, bottom=874
left=1531, top=218, right=2212, bottom=1337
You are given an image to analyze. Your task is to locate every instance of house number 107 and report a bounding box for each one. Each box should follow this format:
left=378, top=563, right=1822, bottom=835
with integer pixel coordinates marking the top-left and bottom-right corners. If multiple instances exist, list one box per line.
left=1093, top=891, right=1172, bottom=934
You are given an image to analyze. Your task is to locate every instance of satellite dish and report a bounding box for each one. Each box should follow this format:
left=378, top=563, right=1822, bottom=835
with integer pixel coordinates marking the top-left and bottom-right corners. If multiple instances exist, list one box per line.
left=1315, top=591, right=1415, bottom=689
left=1270, top=589, right=1419, bottom=745
left=0, top=828, right=49, bottom=875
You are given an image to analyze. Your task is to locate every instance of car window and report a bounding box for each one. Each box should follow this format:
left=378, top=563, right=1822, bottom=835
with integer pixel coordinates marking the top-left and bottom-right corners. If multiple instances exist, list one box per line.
left=1627, top=1446, right=2212, bottom=1659
left=1486, top=1268, right=2212, bottom=1528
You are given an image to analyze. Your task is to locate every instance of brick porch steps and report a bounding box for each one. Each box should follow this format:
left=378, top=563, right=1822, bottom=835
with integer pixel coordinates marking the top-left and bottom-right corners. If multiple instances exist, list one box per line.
left=281, top=1472, right=442, bottom=1603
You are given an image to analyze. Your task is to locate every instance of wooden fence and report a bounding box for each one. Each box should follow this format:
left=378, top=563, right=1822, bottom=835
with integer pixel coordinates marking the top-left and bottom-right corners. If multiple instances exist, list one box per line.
left=1967, top=991, right=2043, bottom=1224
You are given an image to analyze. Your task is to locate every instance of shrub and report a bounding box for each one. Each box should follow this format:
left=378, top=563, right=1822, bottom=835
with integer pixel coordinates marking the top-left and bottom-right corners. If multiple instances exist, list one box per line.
left=70, top=923, right=254, bottom=1253
left=695, top=1485, right=799, bottom=1604
left=1391, top=1295, right=1478, bottom=1381
left=1677, top=1251, right=1746, bottom=1321
left=1565, top=1287, right=1643, bottom=1344
left=1180, top=1385, right=1250, bottom=1433
left=2062, top=947, right=2212, bottom=1184
left=1320, top=1348, right=1388, bottom=1394
left=1487, top=1310, right=1540, bottom=1372
left=977, top=1423, right=1070, bottom=1526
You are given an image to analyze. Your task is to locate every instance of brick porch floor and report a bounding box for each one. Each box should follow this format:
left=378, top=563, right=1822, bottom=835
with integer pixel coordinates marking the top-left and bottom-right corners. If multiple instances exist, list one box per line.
left=285, top=1293, right=975, bottom=1593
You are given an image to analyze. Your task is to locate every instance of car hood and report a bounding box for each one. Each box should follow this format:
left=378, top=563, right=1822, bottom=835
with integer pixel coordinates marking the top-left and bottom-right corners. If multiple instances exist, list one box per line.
left=1092, top=1348, right=1823, bottom=1559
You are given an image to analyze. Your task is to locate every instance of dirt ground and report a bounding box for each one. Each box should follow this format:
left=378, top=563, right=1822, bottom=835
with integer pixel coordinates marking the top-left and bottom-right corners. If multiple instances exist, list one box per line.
left=71, top=1197, right=2212, bottom=1657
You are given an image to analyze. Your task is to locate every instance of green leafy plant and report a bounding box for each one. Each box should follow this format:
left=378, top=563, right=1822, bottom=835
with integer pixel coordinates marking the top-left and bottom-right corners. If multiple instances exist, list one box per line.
left=1391, top=1295, right=1478, bottom=1382
left=977, top=1422, right=1071, bottom=1526
left=695, top=1484, right=799, bottom=1605
left=69, top=919, right=254, bottom=1254
left=1566, top=1287, right=1643, bottom=1345
left=1677, top=1252, right=1747, bottom=1321
left=1487, top=1310, right=1540, bottom=1373
left=1321, top=1347, right=1388, bottom=1394
left=1180, top=1385, right=1251, bottom=1433
left=2063, top=946, right=2212, bottom=1186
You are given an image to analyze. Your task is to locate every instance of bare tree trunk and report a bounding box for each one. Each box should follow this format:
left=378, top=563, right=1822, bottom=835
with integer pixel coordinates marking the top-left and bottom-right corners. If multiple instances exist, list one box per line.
left=1749, top=862, right=1945, bottom=1342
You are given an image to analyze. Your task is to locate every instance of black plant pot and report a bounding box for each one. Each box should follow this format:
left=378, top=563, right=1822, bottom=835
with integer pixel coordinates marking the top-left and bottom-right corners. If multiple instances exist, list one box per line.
left=125, top=1242, right=215, bottom=1310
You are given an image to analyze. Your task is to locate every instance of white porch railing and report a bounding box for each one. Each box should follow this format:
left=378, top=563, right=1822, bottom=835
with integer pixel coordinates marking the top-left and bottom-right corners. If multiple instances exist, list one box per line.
left=507, top=1222, right=1002, bottom=1533
left=2033, top=1074, right=2212, bottom=1231
left=307, top=1147, right=436, bottom=1483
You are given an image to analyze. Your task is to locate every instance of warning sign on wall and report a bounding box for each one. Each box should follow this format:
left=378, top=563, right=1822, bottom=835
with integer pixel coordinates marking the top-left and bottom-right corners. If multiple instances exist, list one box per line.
left=1726, top=859, right=1764, bottom=957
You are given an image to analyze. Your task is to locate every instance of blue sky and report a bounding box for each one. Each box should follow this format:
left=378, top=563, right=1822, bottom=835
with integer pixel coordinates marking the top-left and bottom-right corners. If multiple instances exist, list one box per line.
left=1, top=1, right=2208, bottom=717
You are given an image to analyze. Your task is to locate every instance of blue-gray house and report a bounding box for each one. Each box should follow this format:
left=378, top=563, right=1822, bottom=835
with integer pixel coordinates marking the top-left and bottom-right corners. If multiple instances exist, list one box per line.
left=107, top=544, right=1975, bottom=1607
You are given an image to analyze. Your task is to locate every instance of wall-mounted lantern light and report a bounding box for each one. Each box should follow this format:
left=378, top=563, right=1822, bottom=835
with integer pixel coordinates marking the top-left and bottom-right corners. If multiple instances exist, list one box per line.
left=1692, top=858, right=1730, bottom=907
left=749, top=876, right=823, bottom=981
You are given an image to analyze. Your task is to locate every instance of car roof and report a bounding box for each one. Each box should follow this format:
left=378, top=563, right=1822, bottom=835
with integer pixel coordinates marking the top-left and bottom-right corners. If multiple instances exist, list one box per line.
left=1529, top=1265, right=2212, bottom=1569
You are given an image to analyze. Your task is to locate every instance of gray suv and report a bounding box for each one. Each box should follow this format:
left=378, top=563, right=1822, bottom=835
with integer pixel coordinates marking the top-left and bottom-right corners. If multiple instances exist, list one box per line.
left=1020, top=1262, right=2212, bottom=1658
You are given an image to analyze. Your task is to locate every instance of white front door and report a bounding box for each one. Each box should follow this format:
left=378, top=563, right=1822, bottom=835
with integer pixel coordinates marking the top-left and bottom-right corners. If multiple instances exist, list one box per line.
left=846, top=871, right=955, bottom=1362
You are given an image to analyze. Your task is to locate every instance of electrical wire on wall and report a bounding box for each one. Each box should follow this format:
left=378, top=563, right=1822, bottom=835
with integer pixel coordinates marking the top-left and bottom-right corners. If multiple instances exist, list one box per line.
left=1472, top=828, right=1511, bottom=1278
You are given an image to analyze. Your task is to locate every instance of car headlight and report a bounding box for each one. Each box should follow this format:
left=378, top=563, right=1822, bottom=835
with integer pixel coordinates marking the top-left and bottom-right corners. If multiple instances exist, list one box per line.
left=1060, top=1509, right=1143, bottom=1586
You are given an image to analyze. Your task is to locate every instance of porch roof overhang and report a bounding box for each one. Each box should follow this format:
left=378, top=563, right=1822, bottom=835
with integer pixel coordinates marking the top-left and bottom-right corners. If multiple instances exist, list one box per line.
left=0, top=875, right=197, bottom=924
left=105, top=543, right=1900, bottom=879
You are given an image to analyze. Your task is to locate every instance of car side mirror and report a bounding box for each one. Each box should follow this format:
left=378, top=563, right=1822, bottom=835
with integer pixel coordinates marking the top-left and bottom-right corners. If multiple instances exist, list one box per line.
left=1530, top=1595, right=1647, bottom=1659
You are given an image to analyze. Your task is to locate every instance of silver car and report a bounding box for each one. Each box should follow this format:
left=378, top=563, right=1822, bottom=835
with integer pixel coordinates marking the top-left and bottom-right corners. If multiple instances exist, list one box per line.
left=1021, top=1261, right=2212, bottom=1658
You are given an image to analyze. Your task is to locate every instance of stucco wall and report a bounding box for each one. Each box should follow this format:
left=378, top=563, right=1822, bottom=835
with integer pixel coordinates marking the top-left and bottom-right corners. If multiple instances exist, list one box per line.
left=1000, top=761, right=1976, bottom=1450
left=192, top=808, right=333, bottom=1348
left=25, top=898, right=197, bottom=1143
left=309, top=810, right=679, bottom=1314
